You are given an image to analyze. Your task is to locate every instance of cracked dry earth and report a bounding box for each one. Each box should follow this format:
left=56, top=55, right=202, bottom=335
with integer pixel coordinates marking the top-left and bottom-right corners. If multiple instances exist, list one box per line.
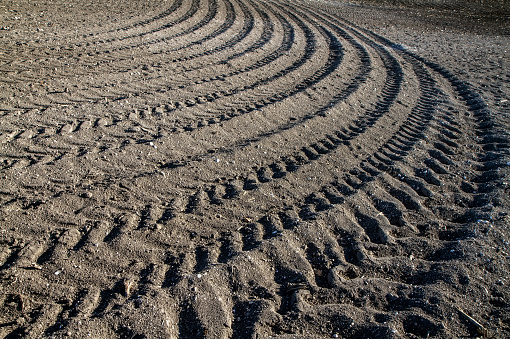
left=0, top=0, right=509, bottom=338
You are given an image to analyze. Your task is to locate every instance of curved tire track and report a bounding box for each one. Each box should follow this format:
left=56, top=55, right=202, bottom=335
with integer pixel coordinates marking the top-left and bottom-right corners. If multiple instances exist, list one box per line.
left=1, top=0, right=508, bottom=338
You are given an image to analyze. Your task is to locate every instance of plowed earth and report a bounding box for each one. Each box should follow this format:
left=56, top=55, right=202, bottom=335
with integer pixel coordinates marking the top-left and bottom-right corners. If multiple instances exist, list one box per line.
left=0, top=0, right=509, bottom=338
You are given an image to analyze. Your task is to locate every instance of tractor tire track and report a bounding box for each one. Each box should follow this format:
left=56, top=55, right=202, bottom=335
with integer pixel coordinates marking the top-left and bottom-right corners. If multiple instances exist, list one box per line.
left=1, top=0, right=508, bottom=338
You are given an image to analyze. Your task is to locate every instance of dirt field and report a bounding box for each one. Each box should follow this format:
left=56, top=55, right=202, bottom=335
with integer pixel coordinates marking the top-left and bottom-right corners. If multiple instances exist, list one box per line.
left=0, top=0, right=509, bottom=337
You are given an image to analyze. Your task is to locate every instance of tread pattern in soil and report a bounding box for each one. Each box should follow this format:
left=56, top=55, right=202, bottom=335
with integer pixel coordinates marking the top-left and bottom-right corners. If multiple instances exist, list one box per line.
left=1, top=0, right=509, bottom=338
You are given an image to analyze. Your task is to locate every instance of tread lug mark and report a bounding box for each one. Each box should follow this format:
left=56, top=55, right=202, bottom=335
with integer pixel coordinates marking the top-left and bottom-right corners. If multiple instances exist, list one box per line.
left=79, top=220, right=111, bottom=252
left=428, top=149, right=455, bottom=166
left=142, top=263, right=168, bottom=288
left=260, top=214, right=284, bottom=238
left=243, top=172, right=260, bottom=190
left=424, top=158, right=448, bottom=174
left=77, top=120, right=93, bottom=131
left=58, top=123, right=75, bottom=134
left=183, top=279, right=233, bottom=338
left=240, top=222, right=264, bottom=251
left=306, top=192, right=334, bottom=211
left=415, top=168, right=441, bottom=186
left=218, top=231, right=243, bottom=262
left=178, top=300, right=206, bottom=338
left=207, top=185, right=226, bottom=205
left=257, top=167, right=273, bottom=183
left=14, top=241, right=46, bottom=268
left=305, top=242, right=330, bottom=287
left=302, top=146, right=320, bottom=160
left=232, top=299, right=280, bottom=338
left=403, top=314, right=444, bottom=338
left=279, top=209, right=301, bottom=229
left=17, top=129, right=36, bottom=139
left=38, top=228, right=82, bottom=264
left=23, top=304, right=62, bottom=339
left=139, top=204, right=162, bottom=229
left=104, top=213, right=137, bottom=243
left=353, top=208, right=394, bottom=245
left=91, top=280, right=125, bottom=317
left=321, top=186, right=345, bottom=205
left=160, top=197, right=187, bottom=222
left=223, top=180, right=243, bottom=199
left=194, top=245, right=219, bottom=272
left=373, top=199, right=405, bottom=227
left=299, top=204, right=317, bottom=221
left=72, top=287, right=101, bottom=318
left=269, top=162, right=287, bottom=178
left=186, top=189, right=208, bottom=214
left=162, top=253, right=187, bottom=288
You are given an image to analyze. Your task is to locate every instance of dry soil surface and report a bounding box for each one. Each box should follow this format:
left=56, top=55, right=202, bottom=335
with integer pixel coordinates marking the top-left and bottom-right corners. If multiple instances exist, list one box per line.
left=0, top=0, right=509, bottom=338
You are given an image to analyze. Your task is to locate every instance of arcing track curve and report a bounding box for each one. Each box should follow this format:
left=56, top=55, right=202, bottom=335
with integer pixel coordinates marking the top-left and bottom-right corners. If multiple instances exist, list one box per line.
left=0, top=0, right=509, bottom=337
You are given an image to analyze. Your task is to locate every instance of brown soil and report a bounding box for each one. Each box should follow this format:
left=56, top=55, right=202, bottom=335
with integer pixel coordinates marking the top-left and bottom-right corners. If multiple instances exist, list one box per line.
left=0, top=0, right=509, bottom=338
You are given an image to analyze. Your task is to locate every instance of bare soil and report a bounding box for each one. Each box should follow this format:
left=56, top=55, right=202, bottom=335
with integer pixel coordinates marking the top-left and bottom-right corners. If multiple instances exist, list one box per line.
left=0, top=0, right=509, bottom=338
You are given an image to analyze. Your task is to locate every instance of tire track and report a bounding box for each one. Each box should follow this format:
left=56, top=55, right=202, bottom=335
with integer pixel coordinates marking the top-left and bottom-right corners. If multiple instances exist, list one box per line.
left=0, top=0, right=181, bottom=46
left=1, top=0, right=238, bottom=111
left=1, top=0, right=508, bottom=338
left=0, top=0, right=270, bottom=129
left=0, top=0, right=194, bottom=60
left=152, top=51, right=501, bottom=337
left=1, top=1, right=333, bottom=170
left=0, top=0, right=211, bottom=84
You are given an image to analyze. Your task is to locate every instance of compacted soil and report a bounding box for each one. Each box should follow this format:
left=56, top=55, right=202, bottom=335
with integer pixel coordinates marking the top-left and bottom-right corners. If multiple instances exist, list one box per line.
left=0, top=0, right=509, bottom=337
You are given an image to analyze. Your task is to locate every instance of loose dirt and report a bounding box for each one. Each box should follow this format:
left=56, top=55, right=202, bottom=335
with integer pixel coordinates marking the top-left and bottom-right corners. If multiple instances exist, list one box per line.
left=0, top=0, right=509, bottom=338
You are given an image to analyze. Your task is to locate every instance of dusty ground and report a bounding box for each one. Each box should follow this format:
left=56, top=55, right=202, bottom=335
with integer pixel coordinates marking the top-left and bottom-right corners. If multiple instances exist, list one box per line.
left=0, top=0, right=509, bottom=338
